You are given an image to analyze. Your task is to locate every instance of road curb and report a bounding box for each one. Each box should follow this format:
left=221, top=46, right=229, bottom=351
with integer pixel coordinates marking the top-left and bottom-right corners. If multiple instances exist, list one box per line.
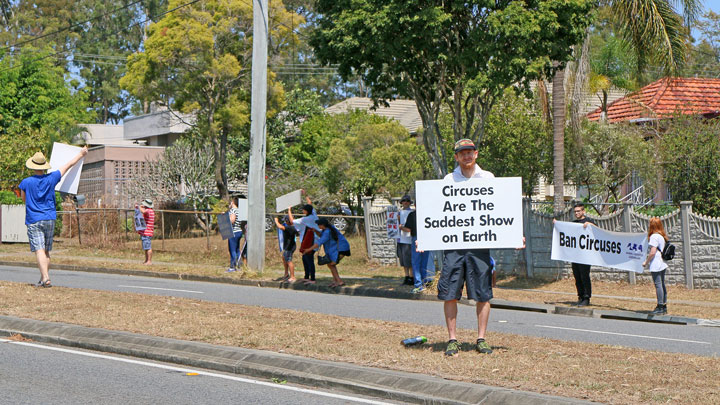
left=0, top=315, right=594, bottom=405
left=0, top=260, right=702, bottom=326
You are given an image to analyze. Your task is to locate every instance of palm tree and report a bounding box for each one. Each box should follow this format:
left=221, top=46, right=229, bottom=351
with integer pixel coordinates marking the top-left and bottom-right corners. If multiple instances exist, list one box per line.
left=551, top=0, right=701, bottom=213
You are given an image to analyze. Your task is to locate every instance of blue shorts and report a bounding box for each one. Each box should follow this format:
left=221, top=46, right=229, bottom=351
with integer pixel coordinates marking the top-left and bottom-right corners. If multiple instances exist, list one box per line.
left=437, top=249, right=493, bottom=302
left=282, top=249, right=295, bottom=262
left=141, top=235, right=152, bottom=250
left=27, top=220, right=55, bottom=252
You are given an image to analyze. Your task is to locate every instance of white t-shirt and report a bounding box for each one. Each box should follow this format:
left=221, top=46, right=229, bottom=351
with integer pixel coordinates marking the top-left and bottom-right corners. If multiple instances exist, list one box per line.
left=444, top=164, right=495, bottom=181
left=295, top=209, right=320, bottom=243
left=398, top=208, right=413, bottom=244
left=648, top=233, right=668, bottom=272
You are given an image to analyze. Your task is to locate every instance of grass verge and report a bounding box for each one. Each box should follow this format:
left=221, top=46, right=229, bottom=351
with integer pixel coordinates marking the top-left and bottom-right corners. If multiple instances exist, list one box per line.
left=0, top=281, right=717, bottom=405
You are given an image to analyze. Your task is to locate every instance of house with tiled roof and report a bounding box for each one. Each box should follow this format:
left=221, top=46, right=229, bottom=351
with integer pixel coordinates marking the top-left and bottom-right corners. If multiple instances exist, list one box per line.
left=325, top=97, right=423, bottom=134
left=587, top=77, right=720, bottom=123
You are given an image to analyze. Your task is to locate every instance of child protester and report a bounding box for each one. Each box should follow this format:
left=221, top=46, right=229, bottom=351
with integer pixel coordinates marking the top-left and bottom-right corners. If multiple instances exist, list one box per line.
left=275, top=209, right=299, bottom=283
left=301, top=217, right=350, bottom=288
left=136, top=199, right=155, bottom=265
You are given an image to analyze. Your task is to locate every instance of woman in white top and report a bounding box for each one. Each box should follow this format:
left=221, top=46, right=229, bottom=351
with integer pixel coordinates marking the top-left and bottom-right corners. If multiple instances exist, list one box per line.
left=642, top=217, right=669, bottom=314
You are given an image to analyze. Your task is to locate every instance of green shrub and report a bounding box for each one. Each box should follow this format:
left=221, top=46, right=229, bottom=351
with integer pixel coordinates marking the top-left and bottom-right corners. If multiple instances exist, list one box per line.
left=0, top=190, right=22, bottom=204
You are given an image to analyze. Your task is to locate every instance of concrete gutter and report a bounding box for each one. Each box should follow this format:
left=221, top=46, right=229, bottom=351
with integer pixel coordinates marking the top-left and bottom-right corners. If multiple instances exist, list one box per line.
left=0, top=315, right=595, bottom=405
left=0, top=260, right=706, bottom=326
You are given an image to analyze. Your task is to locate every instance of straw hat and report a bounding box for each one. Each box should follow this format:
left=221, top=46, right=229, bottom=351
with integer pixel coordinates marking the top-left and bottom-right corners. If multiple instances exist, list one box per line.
left=26, top=152, right=52, bottom=170
left=141, top=199, right=154, bottom=209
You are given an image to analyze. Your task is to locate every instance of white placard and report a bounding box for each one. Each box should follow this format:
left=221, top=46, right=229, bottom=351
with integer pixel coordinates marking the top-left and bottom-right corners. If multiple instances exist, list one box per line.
left=236, top=198, right=248, bottom=220
left=551, top=221, right=648, bottom=273
left=387, top=210, right=400, bottom=239
left=416, top=177, right=524, bottom=251
left=275, top=190, right=302, bottom=213
left=49, top=142, right=84, bottom=194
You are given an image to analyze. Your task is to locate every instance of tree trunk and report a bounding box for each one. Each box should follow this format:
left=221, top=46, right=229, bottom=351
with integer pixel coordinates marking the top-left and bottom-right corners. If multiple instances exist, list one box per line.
left=552, top=67, right=566, bottom=214
left=209, top=119, right=229, bottom=201
left=569, top=29, right=591, bottom=136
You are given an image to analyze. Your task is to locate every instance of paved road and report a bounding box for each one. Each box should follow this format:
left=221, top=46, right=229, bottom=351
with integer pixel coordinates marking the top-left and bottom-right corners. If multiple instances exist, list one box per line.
left=1, top=265, right=718, bottom=357
left=0, top=337, right=399, bottom=405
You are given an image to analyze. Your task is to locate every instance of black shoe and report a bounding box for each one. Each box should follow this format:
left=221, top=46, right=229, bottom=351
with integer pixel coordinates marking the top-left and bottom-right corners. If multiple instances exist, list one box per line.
left=403, top=276, right=413, bottom=285
left=650, top=305, right=667, bottom=315
left=577, top=299, right=589, bottom=307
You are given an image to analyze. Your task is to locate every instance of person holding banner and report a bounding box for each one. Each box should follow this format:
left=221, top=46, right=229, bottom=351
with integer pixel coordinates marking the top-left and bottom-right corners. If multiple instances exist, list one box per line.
left=570, top=203, right=595, bottom=306
left=438, top=139, right=496, bottom=356
left=19, top=146, right=88, bottom=287
left=226, top=197, right=244, bottom=272
left=137, top=199, right=155, bottom=265
left=397, top=195, right=415, bottom=285
left=275, top=210, right=299, bottom=283
left=642, top=218, right=669, bottom=315
left=291, top=192, right=320, bottom=284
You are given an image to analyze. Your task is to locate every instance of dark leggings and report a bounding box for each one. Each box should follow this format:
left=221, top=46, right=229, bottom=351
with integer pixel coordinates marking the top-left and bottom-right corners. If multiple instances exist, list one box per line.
left=302, top=250, right=316, bottom=281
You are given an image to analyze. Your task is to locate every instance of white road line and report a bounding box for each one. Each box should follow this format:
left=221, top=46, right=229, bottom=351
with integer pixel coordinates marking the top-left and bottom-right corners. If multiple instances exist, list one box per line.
left=117, top=285, right=204, bottom=294
left=535, top=325, right=711, bottom=344
left=0, top=338, right=392, bottom=404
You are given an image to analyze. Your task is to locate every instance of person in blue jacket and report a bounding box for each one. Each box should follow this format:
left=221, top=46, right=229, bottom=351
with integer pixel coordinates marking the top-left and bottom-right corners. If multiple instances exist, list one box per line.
left=301, top=217, right=350, bottom=288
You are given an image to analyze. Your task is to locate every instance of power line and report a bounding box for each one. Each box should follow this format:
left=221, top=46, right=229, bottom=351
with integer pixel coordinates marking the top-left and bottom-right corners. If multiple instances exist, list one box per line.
left=0, top=0, right=202, bottom=74
left=1, top=0, right=145, bottom=54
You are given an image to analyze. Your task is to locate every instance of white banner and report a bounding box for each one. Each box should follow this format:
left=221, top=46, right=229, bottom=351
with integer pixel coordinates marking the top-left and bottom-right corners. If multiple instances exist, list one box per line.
left=275, top=190, right=302, bottom=212
left=49, top=142, right=84, bottom=194
left=551, top=221, right=647, bottom=273
left=415, top=177, right=524, bottom=251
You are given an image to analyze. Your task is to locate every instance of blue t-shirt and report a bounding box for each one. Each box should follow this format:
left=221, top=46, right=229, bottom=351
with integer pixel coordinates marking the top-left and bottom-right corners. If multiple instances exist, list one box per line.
left=316, top=226, right=350, bottom=263
left=18, top=171, right=62, bottom=225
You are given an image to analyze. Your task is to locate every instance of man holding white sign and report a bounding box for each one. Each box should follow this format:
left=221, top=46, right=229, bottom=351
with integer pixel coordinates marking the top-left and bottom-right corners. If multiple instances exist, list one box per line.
left=19, top=146, right=88, bottom=288
left=416, top=139, right=524, bottom=356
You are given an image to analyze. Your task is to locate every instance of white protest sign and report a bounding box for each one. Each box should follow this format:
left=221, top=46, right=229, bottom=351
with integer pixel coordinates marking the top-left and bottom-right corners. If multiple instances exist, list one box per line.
left=236, top=198, right=249, bottom=220
left=415, top=177, right=523, bottom=251
left=551, top=221, right=647, bottom=273
left=275, top=190, right=302, bottom=212
left=387, top=210, right=400, bottom=239
left=49, top=142, right=84, bottom=194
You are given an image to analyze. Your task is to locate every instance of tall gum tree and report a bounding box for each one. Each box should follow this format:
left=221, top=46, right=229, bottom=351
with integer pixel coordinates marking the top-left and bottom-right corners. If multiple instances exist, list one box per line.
left=311, top=0, right=594, bottom=177
left=120, top=0, right=301, bottom=199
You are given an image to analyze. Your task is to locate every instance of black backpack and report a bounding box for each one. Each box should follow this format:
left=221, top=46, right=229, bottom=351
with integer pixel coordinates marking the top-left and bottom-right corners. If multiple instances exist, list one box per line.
left=660, top=241, right=676, bottom=261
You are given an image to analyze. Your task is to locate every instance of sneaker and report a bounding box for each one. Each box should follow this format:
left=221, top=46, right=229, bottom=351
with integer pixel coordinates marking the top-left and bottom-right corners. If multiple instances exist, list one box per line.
left=225, top=268, right=236, bottom=273
left=577, top=299, right=590, bottom=307
left=650, top=305, right=667, bottom=315
left=402, top=276, right=413, bottom=286
left=476, top=339, right=492, bottom=354
left=444, top=340, right=459, bottom=356
left=411, top=287, right=425, bottom=294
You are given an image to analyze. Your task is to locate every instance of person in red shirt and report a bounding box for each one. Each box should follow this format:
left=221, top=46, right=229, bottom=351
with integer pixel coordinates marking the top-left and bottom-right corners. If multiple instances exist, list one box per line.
left=137, top=199, right=155, bottom=265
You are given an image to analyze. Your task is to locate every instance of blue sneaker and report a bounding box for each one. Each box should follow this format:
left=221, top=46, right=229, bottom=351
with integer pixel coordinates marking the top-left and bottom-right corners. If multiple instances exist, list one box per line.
left=411, top=287, right=425, bottom=294
left=226, top=268, right=236, bottom=273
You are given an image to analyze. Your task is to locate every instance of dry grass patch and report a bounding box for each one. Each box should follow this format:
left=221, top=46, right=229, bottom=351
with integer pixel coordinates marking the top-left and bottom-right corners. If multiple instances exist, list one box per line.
left=0, top=281, right=717, bottom=404
left=494, top=277, right=720, bottom=319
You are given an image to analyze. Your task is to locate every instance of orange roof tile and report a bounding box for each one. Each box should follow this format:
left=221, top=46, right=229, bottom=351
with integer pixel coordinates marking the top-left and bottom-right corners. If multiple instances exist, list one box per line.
left=586, top=77, right=720, bottom=123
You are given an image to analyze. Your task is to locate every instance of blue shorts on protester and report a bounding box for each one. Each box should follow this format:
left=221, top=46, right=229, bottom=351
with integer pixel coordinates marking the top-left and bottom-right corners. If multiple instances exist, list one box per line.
left=437, top=249, right=493, bottom=302
left=141, top=235, right=152, bottom=251
left=27, top=220, right=55, bottom=252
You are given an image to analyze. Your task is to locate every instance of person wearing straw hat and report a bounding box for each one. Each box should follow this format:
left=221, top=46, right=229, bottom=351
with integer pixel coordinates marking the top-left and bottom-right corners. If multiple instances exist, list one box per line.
left=136, top=198, right=155, bottom=265
left=19, top=147, right=88, bottom=288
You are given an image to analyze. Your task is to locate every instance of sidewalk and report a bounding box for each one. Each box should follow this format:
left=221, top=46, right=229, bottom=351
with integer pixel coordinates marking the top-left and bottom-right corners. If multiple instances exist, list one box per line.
left=1, top=258, right=716, bottom=327
left=0, top=315, right=593, bottom=405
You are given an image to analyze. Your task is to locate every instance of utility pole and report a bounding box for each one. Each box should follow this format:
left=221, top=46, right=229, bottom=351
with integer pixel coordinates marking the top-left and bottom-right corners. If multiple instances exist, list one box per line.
left=248, top=0, right=268, bottom=272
